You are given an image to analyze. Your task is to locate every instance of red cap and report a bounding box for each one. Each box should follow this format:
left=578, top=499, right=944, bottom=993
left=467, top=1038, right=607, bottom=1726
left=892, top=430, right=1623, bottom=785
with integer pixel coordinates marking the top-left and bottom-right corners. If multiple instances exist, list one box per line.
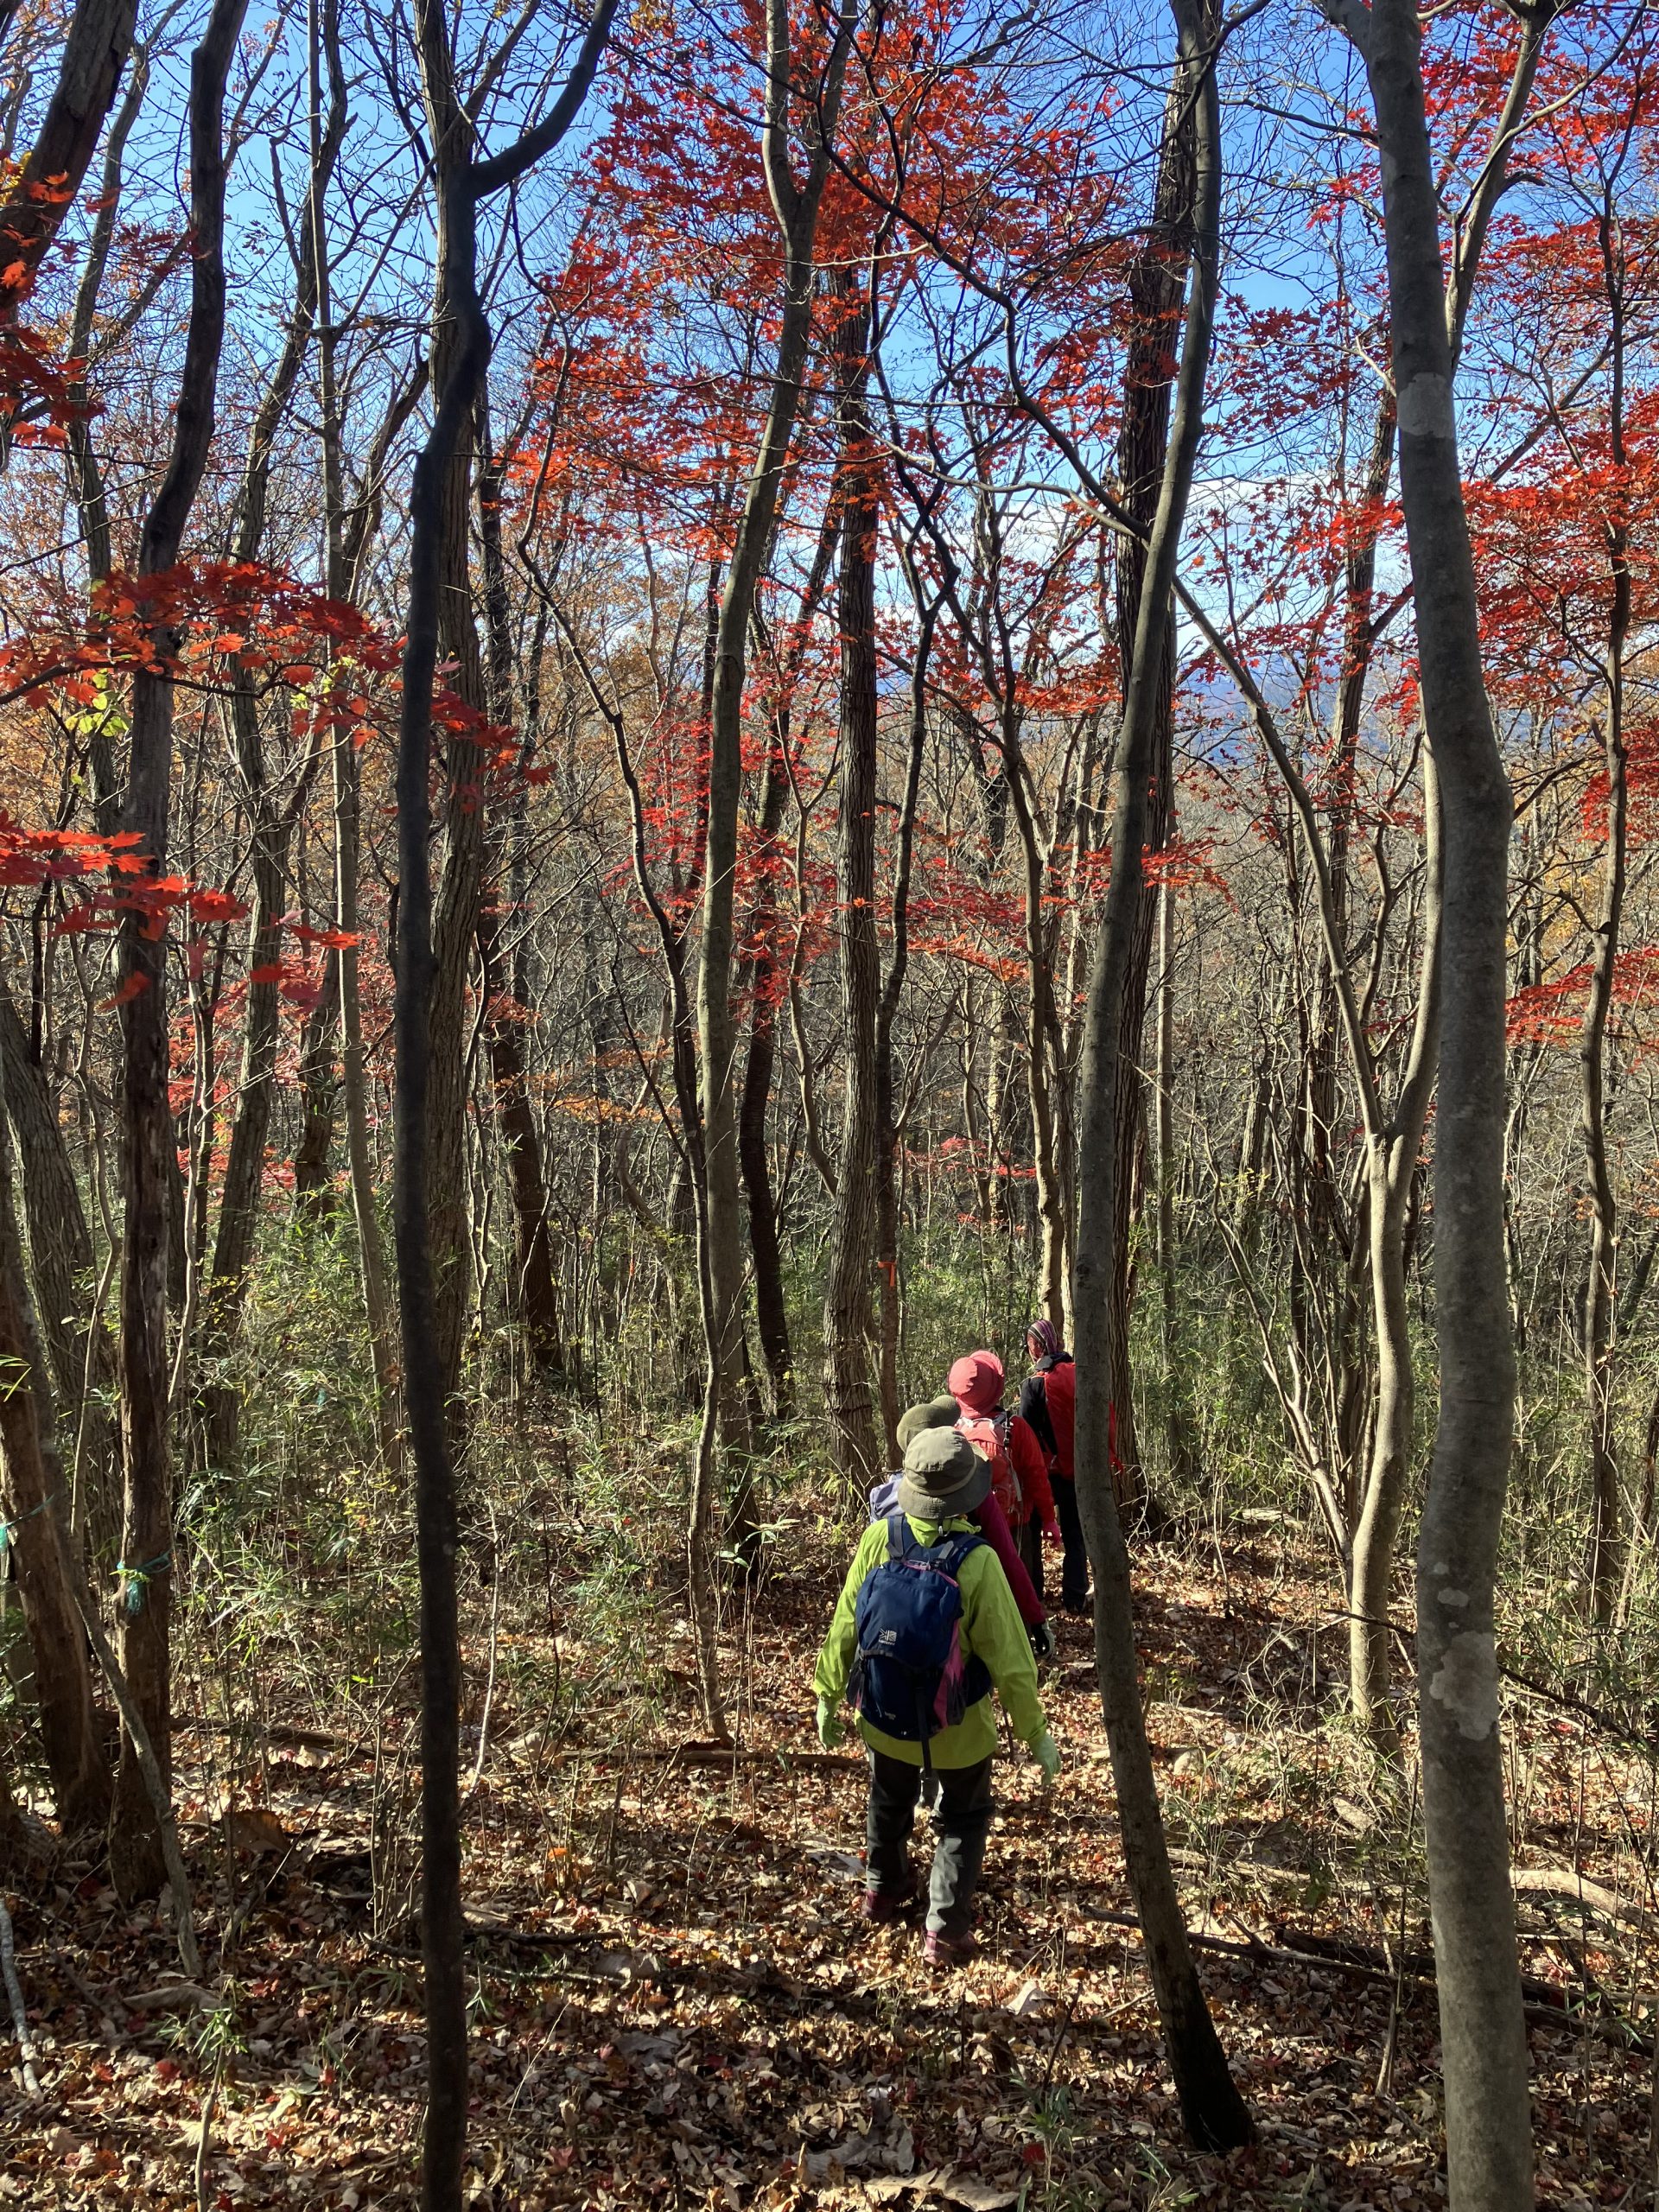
left=948, top=1350, right=1005, bottom=1414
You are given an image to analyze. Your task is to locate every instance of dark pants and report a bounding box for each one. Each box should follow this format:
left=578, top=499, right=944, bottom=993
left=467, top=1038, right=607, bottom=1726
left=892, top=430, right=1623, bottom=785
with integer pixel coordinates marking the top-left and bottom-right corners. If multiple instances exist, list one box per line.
left=1051, top=1475, right=1090, bottom=1610
left=866, top=1751, right=995, bottom=1936
left=1016, top=1514, right=1044, bottom=1604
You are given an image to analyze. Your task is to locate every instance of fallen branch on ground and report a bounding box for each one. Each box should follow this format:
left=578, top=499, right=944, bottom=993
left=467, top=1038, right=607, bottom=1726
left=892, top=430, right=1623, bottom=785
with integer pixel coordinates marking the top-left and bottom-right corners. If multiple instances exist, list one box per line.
left=0, top=1895, right=41, bottom=2095
left=1511, top=1866, right=1653, bottom=1932
left=1077, top=1907, right=1651, bottom=2055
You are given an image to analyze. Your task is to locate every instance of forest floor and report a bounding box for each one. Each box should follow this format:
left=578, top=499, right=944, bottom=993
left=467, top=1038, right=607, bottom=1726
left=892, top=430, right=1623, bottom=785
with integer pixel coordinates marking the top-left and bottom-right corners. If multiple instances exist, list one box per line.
left=2, top=1528, right=1654, bottom=2209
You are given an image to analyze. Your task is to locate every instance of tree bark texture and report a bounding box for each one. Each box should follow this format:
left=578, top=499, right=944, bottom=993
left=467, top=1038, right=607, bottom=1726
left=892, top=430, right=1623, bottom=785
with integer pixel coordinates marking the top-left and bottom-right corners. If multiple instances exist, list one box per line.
left=110, top=0, right=247, bottom=1903
left=0, top=0, right=137, bottom=321
left=0, top=981, right=105, bottom=1434
left=477, top=416, right=563, bottom=1376
left=317, top=229, right=410, bottom=1462
left=1070, top=0, right=1252, bottom=2153
left=737, top=741, right=796, bottom=1414
left=1105, top=14, right=1193, bottom=1512
left=415, top=6, right=490, bottom=1438
left=823, top=273, right=882, bottom=1496
left=291, top=959, right=342, bottom=1219
left=0, top=1058, right=109, bottom=1832
left=1350, top=767, right=1440, bottom=1745
left=1578, top=194, right=1631, bottom=1621
left=200, top=67, right=345, bottom=1468
left=397, top=9, right=617, bottom=2197
left=1363, top=0, right=1535, bottom=2197
left=696, top=0, right=853, bottom=1497
left=394, top=201, right=478, bottom=2192
left=875, top=582, right=940, bottom=1464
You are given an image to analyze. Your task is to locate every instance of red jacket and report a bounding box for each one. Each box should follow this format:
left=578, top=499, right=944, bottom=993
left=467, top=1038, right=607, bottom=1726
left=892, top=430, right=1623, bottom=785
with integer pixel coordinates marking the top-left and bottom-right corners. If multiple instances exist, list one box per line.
left=1019, top=1356, right=1121, bottom=1480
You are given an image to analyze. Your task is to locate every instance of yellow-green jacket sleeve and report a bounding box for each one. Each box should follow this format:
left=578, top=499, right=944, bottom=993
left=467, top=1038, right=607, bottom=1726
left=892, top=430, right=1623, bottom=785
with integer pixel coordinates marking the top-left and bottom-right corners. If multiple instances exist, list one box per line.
left=958, top=1543, right=1047, bottom=1749
left=813, top=1522, right=885, bottom=1707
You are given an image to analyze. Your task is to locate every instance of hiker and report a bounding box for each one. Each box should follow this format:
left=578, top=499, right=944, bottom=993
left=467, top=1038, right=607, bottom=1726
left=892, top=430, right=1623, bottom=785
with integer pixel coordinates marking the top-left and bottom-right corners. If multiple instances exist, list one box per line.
left=815, top=1426, right=1060, bottom=1966
left=870, top=1397, right=1055, bottom=1663
left=947, top=1349, right=1058, bottom=1601
left=1017, top=1319, right=1090, bottom=1614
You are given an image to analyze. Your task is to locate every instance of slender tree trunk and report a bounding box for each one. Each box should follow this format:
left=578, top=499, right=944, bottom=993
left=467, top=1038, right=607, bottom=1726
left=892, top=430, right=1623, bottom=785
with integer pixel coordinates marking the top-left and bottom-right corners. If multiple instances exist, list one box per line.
left=0, top=1055, right=108, bottom=1832
left=1360, top=0, right=1535, bottom=2196
left=698, top=16, right=847, bottom=1440
left=401, top=10, right=489, bottom=2188
left=694, top=0, right=852, bottom=1642
left=1580, top=210, right=1630, bottom=1622
left=875, top=577, right=940, bottom=1464
left=315, top=210, right=405, bottom=1461
left=1152, top=874, right=1195, bottom=1485
left=109, top=0, right=247, bottom=1902
left=1105, top=7, right=1198, bottom=1516
left=333, top=716, right=399, bottom=1459
left=291, top=959, right=342, bottom=1220
left=737, top=743, right=796, bottom=1414
left=823, top=272, right=881, bottom=1494
left=398, top=11, right=616, bottom=2196
left=0, top=982, right=105, bottom=1431
left=415, top=7, right=493, bottom=1444
left=1071, top=0, right=1251, bottom=2152
left=200, top=760, right=300, bottom=1463
left=477, top=410, right=563, bottom=1377
left=1351, top=765, right=1440, bottom=1746
left=200, top=45, right=346, bottom=1469
left=61, top=26, right=149, bottom=693
left=396, top=321, right=474, bottom=2212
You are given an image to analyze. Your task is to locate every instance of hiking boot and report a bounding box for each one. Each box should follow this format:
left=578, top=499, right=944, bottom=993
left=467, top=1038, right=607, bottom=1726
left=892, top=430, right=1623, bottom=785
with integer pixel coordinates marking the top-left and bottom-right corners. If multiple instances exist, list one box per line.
left=923, top=1926, right=976, bottom=1969
left=858, top=1885, right=917, bottom=1924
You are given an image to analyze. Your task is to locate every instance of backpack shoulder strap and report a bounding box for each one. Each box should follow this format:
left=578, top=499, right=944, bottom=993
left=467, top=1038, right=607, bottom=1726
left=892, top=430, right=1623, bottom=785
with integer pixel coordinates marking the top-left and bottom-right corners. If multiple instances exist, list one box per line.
left=933, top=1529, right=984, bottom=1577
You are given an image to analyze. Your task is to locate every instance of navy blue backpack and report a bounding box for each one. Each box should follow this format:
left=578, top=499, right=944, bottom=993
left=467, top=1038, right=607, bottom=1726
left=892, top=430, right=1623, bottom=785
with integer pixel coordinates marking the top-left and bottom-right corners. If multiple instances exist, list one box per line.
left=847, top=1515, right=991, bottom=1771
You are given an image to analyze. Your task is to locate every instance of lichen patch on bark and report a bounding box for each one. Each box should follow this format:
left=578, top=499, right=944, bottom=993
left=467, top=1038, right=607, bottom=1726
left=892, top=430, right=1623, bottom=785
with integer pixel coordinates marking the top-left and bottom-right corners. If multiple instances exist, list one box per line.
left=1428, top=1630, right=1500, bottom=1741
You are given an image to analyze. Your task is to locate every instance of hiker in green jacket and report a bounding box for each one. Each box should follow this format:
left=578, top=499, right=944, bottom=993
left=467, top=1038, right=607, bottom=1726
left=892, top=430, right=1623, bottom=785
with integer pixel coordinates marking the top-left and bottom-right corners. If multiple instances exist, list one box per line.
left=813, top=1426, right=1062, bottom=1967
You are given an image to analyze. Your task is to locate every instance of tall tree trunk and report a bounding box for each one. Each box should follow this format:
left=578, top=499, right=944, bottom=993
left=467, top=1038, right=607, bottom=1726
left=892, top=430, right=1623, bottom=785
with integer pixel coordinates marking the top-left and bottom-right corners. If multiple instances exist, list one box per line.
left=397, top=9, right=615, bottom=2198
left=693, top=0, right=853, bottom=1686
left=0, top=1050, right=109, bottom=1832
left=401, top=14, right=489, bottom=2189
left=477, top=408, right=563, bottom=1377
left=315, top=165, right=409, bottom=1463
left=823, top=270, right=881, bottom=1495
left=1187, top=9, right=1544, bottom=1744
left=737, top=741, right=796, bottom=1414
left=396, top=283, right=475, bottom=2212
left=875, top=569, right=941, bottom=1464
left=199, top=36, right=347, bottom=1471
left=331, top=711, right=399, bottom=1459
left=109, top=0, right=247, bottom=1903
left=1152, top=874, right=1195, bottom=1486
left=1071, top=0, right=1251, bottom=2152
left=1580, top=194, right=1630, bottom=1622
left=1350, top=766, right=1440, bottom=1746
left=1357, top=0, right=1535, bottom=2196
left=1105, top=10, right=1196, bottom=1515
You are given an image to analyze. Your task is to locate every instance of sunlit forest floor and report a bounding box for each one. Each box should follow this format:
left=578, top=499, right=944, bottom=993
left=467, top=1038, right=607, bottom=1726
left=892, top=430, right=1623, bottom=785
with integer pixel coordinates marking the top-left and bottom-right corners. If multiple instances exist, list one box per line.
left=5, top=1528, right=1652, bottom=2209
